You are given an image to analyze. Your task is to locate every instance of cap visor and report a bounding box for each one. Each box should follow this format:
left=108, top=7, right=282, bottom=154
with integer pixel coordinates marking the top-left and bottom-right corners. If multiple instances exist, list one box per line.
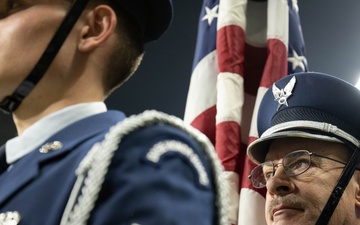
left=247, top=130, right=342, bottom=164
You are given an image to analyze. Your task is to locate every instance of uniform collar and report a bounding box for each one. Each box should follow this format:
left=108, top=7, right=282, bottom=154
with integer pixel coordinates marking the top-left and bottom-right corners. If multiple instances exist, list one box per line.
left=5, top=102, right=107, bottom=164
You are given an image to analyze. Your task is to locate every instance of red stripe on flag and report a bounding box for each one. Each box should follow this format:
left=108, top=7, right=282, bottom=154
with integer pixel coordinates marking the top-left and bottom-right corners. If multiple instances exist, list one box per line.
left=217, top=25, right=245, bottom=75
left=215, top=121, right=241, bottom=172
left=261, top=39, right=288, bottom=88
left=190, top=105, right=216, bottom=145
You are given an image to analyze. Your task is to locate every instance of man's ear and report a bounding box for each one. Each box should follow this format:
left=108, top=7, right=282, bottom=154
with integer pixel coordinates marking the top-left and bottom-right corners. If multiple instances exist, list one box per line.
left=355, top=172, right=360, bottom=208
left=78, top=5, right=117, bottom=52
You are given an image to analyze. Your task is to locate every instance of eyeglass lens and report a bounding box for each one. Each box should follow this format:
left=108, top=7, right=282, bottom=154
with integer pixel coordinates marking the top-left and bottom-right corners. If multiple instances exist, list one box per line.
left=250, top=150, right=312, bottom=188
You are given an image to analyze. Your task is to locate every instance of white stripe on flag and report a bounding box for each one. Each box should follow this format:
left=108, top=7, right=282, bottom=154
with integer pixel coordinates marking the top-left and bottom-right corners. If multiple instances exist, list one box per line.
left=238, top=188, right=266, bottom=225
left=217, top=0, right=247, bottom=29
left=267, top=0, right=289, bottom=47
left=248, top=87, right=268, bottom=139
left=184, top=51, right=218, bottom=124
left=216, top=72, right=244, bottom=125
left=223, top=171, right=240, bottom=225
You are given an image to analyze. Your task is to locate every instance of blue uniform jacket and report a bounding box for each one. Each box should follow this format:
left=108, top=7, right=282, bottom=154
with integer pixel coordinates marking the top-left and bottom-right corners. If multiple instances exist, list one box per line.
left=0, top=110, right=225, bottom=225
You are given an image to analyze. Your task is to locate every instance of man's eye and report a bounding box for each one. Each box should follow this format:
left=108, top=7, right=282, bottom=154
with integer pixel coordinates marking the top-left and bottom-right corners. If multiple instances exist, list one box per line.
left=263, top=168, right=274, bottom=181
left=287, top=159, right=309, bottom=172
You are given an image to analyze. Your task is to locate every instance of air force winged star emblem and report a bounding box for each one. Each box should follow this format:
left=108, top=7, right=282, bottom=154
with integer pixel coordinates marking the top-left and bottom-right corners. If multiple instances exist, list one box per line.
left=272, top=76, right=296, bottom=110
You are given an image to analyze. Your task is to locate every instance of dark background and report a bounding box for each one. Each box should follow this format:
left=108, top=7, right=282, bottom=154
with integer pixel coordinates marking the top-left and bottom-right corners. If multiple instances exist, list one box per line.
left=1, top=0, right=360, bottom=144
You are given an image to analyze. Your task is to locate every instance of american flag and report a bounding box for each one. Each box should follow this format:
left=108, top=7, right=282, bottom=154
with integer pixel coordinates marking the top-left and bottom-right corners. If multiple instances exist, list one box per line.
left=184, top=0, right=307, bottom=224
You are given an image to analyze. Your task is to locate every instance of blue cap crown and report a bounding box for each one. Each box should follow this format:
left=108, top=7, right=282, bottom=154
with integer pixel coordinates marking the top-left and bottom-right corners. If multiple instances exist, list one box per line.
left=248, top=72, right=360, bottom=164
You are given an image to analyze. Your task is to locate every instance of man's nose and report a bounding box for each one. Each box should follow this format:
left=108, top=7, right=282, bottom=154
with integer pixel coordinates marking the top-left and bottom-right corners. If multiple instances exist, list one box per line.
left=266, top=165, right=295, bottom=196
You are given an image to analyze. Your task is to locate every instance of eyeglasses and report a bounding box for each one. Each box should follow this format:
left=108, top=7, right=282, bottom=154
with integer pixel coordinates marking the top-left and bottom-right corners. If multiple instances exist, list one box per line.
left=248, top=149, right=360, bottom=188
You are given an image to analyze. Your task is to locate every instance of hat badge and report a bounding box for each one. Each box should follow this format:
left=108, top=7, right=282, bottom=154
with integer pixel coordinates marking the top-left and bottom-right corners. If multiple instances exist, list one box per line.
left=272, top=76, right=296, bottom=110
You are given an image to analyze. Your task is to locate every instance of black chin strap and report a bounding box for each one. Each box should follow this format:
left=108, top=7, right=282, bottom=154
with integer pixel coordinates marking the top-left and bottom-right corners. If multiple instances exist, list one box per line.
left=0, top=0, right=90, bottom=113
left=315, top=139, right=360, bottom=225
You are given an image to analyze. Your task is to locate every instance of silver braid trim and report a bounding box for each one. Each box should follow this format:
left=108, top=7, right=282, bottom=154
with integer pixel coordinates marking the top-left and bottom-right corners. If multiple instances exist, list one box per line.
left=146, top=140, right=210, bottom=187
left=262, top=120, right=360, bottom=147
left=60, top=110, right=228, bottom=225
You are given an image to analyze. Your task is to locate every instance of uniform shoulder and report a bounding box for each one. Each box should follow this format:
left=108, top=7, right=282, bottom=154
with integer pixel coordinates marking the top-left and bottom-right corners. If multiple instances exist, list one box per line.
left=60, top=110, right=228, bottom=225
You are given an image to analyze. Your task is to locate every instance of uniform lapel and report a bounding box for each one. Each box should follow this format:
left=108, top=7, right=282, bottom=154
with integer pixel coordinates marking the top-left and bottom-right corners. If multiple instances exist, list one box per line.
left=0, top=110, right=125, bottom=206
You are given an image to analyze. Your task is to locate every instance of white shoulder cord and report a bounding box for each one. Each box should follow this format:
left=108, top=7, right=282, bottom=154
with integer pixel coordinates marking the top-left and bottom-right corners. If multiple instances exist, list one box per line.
left=60, top=110, right=228, bottom=225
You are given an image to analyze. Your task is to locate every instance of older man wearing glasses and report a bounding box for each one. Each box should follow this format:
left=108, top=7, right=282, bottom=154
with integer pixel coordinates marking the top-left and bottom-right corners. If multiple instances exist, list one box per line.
left=247, top=72, right=360, bottom=225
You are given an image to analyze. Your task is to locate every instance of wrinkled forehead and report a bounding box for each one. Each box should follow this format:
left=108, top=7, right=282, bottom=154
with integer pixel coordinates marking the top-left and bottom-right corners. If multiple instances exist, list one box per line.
left=265, top=137, right=350, bottom=161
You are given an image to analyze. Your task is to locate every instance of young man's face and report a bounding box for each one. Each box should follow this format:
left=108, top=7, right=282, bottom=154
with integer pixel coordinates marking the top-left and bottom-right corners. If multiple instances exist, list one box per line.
left=0, top=0, right=71, bottom=101
left=264, top=137, right=359, bottom=225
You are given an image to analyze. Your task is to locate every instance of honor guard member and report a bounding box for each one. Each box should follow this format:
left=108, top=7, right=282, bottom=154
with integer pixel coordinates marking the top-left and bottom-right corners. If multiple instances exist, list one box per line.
left=247, top=72, right=360, bottom=225
left=0, top=0, right=227, bottom=225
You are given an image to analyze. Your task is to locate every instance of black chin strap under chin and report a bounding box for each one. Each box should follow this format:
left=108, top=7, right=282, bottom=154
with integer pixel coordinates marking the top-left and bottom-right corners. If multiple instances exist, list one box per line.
left=0, top=0, right=89, bottom=114
left=315, top=139, right=360, bottom=225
